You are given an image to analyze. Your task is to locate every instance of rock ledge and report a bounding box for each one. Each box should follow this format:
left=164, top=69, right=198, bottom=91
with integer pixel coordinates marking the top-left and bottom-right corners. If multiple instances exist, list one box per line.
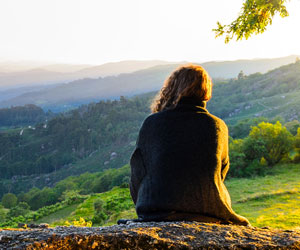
left=1, top=221, right=300, bottom=249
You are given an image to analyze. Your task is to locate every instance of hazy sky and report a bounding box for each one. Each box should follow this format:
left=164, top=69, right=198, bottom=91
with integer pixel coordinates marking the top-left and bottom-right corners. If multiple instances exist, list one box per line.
left=1, top=0, right=300, bottom=65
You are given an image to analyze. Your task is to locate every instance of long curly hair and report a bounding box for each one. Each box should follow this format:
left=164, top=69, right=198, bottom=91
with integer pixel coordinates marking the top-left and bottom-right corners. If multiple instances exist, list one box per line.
left=151, top=64, right=212, bottom=113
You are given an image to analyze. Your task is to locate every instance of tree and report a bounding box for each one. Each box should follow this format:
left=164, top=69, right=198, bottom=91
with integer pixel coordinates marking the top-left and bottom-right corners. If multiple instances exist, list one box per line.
left=238, top=70, right=245, bottom=80
left=214, top=0, right=289, bottom=43
left=285, top=120, right=300, bottom=135
left=0, top=205, right=7, bottom=222
left=294, top=127, right=300, bottom=162
left=1, top=193, right=17, bottom=209
left=6, top=202, right=30, bottom=218
left=245, top=121, right=293, bottom=166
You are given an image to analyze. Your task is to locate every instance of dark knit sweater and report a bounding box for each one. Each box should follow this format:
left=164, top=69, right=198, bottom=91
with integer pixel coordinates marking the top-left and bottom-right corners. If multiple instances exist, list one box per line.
left=130, top=97, right=250, bottom=226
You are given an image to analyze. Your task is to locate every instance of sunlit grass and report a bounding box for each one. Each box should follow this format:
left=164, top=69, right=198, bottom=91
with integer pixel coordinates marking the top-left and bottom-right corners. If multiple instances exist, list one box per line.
left=103, top=208, right=137, bottom=226
left=227, top=164, right=300, bottom=202
left=234, top=192, right=300, bottom=229
left=227, top=163, right=300, bottom=229
left=34, top=204, right=79, bottom=224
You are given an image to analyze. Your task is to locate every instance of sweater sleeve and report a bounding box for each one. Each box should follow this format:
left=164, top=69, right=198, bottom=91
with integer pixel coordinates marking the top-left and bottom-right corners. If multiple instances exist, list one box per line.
left=129, top=143, right=146, bottom=205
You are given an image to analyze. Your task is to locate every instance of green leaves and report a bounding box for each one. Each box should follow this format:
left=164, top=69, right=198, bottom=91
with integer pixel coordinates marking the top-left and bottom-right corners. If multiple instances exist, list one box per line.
left=213, top=0, right=289, bottom=43
left=229, top=121, right=295, bottom=177
left=248, top=121, right=293, bottom=166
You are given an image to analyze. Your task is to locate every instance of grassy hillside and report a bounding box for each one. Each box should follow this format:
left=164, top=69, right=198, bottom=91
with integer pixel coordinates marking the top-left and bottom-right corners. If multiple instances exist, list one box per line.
left=208, top=61, right=300, bottom=124
left=24, top=163, right=300, bottom=230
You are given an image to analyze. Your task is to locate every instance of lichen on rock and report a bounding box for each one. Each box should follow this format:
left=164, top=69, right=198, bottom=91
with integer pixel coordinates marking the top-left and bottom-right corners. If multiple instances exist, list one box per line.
left=1, top=221, right=300, bottom=249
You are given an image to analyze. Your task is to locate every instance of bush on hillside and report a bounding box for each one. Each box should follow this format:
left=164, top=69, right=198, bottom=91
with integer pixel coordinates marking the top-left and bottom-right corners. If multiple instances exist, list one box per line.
left=6, top=202, right=30, bottom=218
left=245, top=121, right=293, bottom=166
left=229, top=122, right=295, bottom=177
left=1, top=193, right=17, bottom=209
left=294, top=127, right=300, bottom=163
left=0, top=205, right=7, bottom=223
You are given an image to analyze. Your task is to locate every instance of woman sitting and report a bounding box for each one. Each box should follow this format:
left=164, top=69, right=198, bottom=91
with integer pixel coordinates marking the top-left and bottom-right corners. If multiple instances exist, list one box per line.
left=129, top=64, right=250, bottom=226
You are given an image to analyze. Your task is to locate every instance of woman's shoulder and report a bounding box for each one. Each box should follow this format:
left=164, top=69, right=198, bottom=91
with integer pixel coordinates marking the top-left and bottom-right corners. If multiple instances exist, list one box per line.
left=143, top=110, right=226, bottom=128
left=141, top=112, right=164, bottom=127
left=206, top=112, right=228, bottom=132
left=206, top=112, right=226, bottom=124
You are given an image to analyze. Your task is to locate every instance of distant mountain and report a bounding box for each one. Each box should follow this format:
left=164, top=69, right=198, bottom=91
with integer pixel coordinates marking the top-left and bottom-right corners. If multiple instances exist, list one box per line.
left=0, top=84, right=62, bottom=102
left=0, top=61, right=52, bottom=73
left=0, top=69, right=70, bottom=90
left=0, top=60, right=175, bottom=90
left=73, top=60, right=177, bottom=78
left=0, top=64, right=178, bottom=110
left=1, top=55, right=298, bottom=91
left=0, top=61, right=91, bottom=73
left=38, top=64, right=92, bottom=73
left=202, top=55, right=300, bottom=78
left=1, top=56, right=300, bottom=111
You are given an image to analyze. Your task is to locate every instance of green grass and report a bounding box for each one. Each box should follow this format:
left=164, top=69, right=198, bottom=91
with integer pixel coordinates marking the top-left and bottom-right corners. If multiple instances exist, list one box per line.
left=226, top=164, right=300, bottom=202
left=51, top=195, right=100, bottom=226
left=227, top=163, right=300, bottom=229
left=233, top=191, right=300, bottom=229
left=34, top=203, right=79, bottom=224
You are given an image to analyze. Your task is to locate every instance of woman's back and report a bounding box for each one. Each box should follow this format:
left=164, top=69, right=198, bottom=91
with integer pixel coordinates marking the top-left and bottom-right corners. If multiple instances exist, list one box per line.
left=130, top=97, right=249, bottom=225
left=129, top=65, right=250, bottom=226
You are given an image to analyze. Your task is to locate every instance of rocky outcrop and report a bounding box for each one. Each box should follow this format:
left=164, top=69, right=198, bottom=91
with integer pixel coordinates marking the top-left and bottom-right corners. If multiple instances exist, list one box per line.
left=1, top=221, right=300, bottom=249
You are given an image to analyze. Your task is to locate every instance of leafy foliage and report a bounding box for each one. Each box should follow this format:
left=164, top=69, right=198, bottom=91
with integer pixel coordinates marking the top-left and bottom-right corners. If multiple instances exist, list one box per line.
left=0, top=194, right=86, bottom=227
left=65, top=217, right=92, bottom=227
left=0, top=164, right=130, bottom=215
left=6, top=202, right=30, bottom=218
left=214, top=0, right=289, bottom=43
left=228, top=117, right=269, bottom=138
left=0, top=205, right=7, bottom=222
left=294, top=128, right=300, bottom=163
left=285, top=120, right=300, bottom=135
left=228, top=121, right=295, bottom=177
left=0, top=104, right=49, bottom=128
left=0, top=165, right=131, bottom=226
left=247, top=121, right=293, bottom=166
left=1, top=193, right=17, bottom=209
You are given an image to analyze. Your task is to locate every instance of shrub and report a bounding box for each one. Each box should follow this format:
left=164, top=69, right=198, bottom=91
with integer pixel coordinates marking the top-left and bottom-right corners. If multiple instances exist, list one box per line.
left=1, top=193, right=17, bottom=209
left=294, top=127, right=300, bottom=163
left=0, top=205, right=7, bottom=222
left=65, top=217, right=92, bottom=227
left=6, top=202, right=30, bottom=218
left=246, top=121, right=293, bottom=166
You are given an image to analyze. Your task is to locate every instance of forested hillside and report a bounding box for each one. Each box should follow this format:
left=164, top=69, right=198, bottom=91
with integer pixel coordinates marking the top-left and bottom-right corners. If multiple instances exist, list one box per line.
left=208, top=60, right=300, bottom=123
left=0, top=94, right=152, bottom=197
left=0, top=105, right=50, bottom=128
